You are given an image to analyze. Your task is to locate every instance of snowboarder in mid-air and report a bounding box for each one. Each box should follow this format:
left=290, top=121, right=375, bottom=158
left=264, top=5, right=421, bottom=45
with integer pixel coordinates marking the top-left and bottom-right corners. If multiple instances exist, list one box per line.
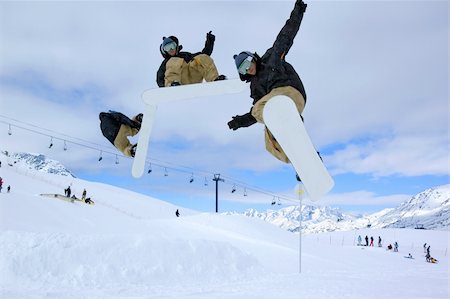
left=227, top=0, right=308, bottom=180
left=157, top=32, right=226, bottom=87
left=99, top=111, right=143, bottom=157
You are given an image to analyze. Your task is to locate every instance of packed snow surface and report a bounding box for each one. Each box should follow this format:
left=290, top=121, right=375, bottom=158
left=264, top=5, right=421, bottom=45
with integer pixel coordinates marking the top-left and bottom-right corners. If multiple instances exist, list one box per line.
left=0, top=156, right=448, bottom=298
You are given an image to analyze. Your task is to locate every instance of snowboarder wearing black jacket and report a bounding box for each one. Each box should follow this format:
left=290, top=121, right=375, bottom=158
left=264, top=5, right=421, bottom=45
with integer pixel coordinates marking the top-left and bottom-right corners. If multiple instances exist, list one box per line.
left=228, top=0, right=308, bottom=166
left=157, top=32, right=226, bottom=87
left=99, top=111, right=143, bottom=157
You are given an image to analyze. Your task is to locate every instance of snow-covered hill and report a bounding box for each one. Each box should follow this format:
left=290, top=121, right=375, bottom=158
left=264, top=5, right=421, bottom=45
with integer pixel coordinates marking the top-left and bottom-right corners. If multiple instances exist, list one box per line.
left=0, top=153, right=448, bottom=298
left=236, top=186, right=450, bottom=234
left=1, top=151, right=75, bottom=177
left=376, top=185, right=450, bottom=230
left=231, top=205, right=358, bottom=234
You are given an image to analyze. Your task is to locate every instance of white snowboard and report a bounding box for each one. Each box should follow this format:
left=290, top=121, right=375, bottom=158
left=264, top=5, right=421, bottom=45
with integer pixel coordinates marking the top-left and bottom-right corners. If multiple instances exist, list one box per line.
left=132, top=79, right=247, bottom=178
left=263, top=96, right=334, bottom=201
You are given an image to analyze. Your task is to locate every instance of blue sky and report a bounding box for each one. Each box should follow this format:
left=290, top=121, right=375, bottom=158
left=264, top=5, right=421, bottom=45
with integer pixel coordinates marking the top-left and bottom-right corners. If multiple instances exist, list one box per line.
left=0, top=1, right=448, bottom=214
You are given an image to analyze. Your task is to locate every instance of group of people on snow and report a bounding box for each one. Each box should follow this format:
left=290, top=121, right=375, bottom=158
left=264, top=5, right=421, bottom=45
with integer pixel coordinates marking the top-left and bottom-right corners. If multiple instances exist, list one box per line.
left=357, top=235, right=439, bottom=263
left=357, top=235, right=383, bottom=248
left=423, top=243, right=438, bottom=263
left=99, top=0, right=309, bottom=180
left=64, top=186, right=93, bottom=204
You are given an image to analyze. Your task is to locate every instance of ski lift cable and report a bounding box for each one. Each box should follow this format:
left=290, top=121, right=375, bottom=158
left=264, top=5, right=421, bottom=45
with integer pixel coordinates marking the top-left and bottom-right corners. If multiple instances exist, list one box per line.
left=1, top=118, right=296, bottom=202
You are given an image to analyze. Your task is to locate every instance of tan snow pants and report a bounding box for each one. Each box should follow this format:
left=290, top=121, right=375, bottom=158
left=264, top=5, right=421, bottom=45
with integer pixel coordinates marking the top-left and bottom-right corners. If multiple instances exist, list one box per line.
left=114, top=125, right=139, bottom=157
left=164, top=54, right=219, bottom=87
left=251, top=86, right=305, bottom=163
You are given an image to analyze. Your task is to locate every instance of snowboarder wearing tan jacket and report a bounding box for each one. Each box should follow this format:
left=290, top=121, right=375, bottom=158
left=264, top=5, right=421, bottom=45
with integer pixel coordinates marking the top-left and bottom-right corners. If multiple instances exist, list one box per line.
left=156, top=32, right=226, bottom=87
left=99, top=111, right=143, bottom=157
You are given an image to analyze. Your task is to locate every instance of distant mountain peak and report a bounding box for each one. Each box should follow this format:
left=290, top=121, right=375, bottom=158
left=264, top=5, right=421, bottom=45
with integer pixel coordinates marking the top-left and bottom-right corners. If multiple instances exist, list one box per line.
left=234, top=185, right=450, bottom=233
left=2, top=151, right=76, bottom=178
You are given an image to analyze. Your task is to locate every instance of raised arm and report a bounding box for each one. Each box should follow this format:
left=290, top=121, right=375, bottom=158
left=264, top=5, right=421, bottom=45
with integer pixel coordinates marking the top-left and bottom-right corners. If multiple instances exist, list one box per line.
left=272, top=0, right=307, bottom=59
left=201, top=31, right=215, bottom=56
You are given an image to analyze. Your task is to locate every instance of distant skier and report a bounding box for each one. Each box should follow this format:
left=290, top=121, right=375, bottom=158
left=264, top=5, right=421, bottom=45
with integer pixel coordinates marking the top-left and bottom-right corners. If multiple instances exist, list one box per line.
left=7, top=185, right=10, bottom=193
left=378, top=236, right=382, bottom=247
left=423, top=243, right=427, bottom=253
left=365, top=235, right=369, bottom=246
left=175, top=209, right=180, bottom=217
left=394, top=241, right=399, bottom=252
left=82, top=189, right=87, bottom=200
left=370, top=236, right=374, bottom=247
left=357, top=235, right=362, bottom=246
left=228, top=0, right=308, bottom=180
left=426, top=245, right=431, bottom=256
left=99, top=111, right=143, bottom=157
left=0, top=177, right=3, bottom=193
left=157, top=32, right=226, bottom=87
left=65, top=186, right=71, bottom=198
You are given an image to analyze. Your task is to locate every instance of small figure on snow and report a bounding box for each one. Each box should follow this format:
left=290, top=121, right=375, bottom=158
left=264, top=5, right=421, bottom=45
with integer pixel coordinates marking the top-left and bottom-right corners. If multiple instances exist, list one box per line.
left=228, top=0, right=309, bottom=179
left=423, top=243, right=427, bottom=253
left=175, top=209, right=180, bottom=217
left=65, top=186, right=71, bottom=198
left=357, top=235, right=362, bottom=246
left=378, top=236, right=382, bottom=247
left=426, top=245, right=431, bottom=256
left=157, top=32, right=226, bottom=87
left=394, top=241, right=399, bottom=252
left=0, top=177, right=3, bottom=193
left=7, top=185, right=10, bottom=193
left=82, top=189, right=87, bottom=200
left=370, top=236, right=374, bottom=247
left=365, top=235, right=369, bottom=246
left=387, top=244, right=393, bottom=251
left=99, top=111, right=143, bottom=157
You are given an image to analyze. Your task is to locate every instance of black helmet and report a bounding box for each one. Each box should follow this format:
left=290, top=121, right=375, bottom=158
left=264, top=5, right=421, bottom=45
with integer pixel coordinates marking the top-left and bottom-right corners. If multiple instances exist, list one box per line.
left=233, top=51, right=259, bottom=81
left=233, top=51, right=254, bottom=69
left=160, top=36, right=179, bottom=57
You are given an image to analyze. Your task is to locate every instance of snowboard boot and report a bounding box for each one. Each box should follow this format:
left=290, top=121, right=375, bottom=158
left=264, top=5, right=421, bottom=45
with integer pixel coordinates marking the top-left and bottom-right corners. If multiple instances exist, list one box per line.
left=214, top=75, right=227, bottom=81
left=130, top=144, right=138, bottom=158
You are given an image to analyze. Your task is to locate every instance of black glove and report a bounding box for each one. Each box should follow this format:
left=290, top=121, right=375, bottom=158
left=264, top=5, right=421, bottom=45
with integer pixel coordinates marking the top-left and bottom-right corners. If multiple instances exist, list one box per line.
left=170, top=81, right=181, bottom=86
left=296, top=0, right=307, bottom=11
left=227, top=113, right=257, bottom=130
left=206, top=31, right=215, bottom=43
left=227, top=116, right=241, bottom=131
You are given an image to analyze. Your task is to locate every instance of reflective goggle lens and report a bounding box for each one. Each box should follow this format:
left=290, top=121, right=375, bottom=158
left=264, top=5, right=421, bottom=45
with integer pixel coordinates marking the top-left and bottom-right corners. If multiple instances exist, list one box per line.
left=238, top=56, right=253, bottom=75
left=163, top=41, right=177, bottom=52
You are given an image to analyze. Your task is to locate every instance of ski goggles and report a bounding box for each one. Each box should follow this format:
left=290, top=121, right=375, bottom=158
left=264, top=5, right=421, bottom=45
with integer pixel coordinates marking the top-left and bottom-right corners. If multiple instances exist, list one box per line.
left=163, top=41, right=177, bottom=52
left=238, top=56, right=253, bottom=75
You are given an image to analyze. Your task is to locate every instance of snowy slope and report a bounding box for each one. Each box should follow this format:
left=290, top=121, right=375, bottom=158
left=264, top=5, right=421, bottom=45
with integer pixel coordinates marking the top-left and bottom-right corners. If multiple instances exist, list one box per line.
left=2, top=151, right=75, bottom=177
left=377, top=185, right=450, bottom=229
left=235, top=205, right=358, bottom=234
left=0, top=154, right=449, bottom=299
left=237, top=186, right=450, bottom=234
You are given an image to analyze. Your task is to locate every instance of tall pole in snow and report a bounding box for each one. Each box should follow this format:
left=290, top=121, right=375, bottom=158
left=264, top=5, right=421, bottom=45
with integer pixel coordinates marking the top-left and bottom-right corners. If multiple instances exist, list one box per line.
left=213, top=174, right=224, bottom=213
left=298, top=183, right=304, bottom=274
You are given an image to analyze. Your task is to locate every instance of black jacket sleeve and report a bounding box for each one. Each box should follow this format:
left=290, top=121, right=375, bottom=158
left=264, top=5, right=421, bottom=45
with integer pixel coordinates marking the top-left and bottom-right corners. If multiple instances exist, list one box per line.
left=271, top=0, right=307, bottom=62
